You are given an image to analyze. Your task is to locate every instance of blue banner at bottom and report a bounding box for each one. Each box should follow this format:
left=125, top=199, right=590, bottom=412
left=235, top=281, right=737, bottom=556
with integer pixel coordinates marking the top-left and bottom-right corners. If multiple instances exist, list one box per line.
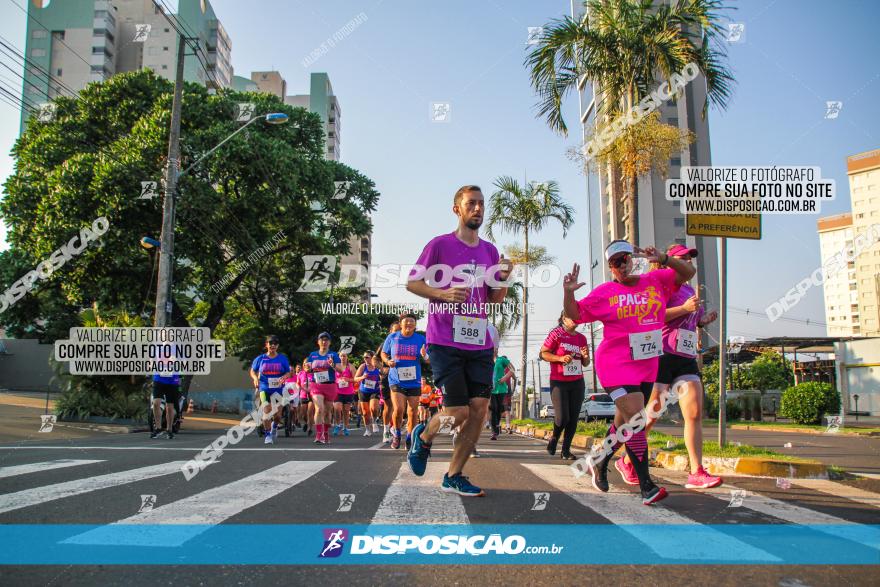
left=0, top=524, right=878, bottom=565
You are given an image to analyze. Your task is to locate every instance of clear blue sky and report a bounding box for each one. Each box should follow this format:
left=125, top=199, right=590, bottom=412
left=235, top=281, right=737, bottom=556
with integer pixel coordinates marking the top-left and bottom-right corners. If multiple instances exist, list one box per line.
left=1, top=0, right=879, bottom=367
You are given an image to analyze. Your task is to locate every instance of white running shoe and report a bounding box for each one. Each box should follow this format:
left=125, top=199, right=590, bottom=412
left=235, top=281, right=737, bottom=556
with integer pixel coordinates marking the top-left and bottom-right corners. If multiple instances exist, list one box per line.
left=382, top=431, right=391, bottom=444
left=364, top=428, right=372, bottom=437
left=372, top=422, right=380, bottom=433
left=263, top=434, right=273, bottom=445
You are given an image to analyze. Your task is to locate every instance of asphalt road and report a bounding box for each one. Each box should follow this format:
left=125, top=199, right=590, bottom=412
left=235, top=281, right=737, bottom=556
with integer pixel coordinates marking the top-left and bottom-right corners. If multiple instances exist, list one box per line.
left=0, top=414, right=877, bottom=585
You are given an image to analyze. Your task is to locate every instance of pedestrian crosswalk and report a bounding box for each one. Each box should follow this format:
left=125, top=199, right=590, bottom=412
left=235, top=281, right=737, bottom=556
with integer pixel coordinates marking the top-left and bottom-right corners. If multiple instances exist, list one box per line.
left=0, top=459, right=104, bottom=479
left=64, top=461, right=334, bottom=547
left=651, top=468, right=880, bottom=551
left=0, top=451, right=877, bottom=563
left=525, top=463, right=780, bottom=561
left=372, top=462, right=468, bottom=525
left=0, top=460, right=186, bottom=515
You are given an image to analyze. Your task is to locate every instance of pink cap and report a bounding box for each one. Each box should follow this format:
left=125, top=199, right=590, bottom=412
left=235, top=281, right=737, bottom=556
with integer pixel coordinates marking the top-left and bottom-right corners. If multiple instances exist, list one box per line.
left=667, top=244, right=698, bottom=258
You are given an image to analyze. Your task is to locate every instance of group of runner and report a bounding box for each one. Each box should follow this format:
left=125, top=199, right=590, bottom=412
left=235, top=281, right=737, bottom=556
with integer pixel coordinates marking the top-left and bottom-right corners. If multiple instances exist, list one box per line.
left=247, top=330, right=447, bottom=446
left=150, top=183, right=721, bottom=507
left=403, top=184, right=720, bottom=504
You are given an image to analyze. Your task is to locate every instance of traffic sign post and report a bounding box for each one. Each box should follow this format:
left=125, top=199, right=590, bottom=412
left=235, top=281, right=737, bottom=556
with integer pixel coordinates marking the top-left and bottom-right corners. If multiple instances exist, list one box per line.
left=687, top=213, right=762, bottom=445
left=687, top=214, right=761, bottom=240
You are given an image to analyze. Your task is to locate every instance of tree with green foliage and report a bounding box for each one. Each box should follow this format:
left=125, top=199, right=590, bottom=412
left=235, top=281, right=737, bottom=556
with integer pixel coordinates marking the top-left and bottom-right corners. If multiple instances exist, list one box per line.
left=747, top=350, right=794, bottom=397
left=1, top=70, right=396, bottom=406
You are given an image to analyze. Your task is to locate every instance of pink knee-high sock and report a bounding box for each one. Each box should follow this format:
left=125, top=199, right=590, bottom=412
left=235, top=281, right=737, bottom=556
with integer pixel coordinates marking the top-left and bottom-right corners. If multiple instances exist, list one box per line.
left=627, top=429, right=649, bottom=462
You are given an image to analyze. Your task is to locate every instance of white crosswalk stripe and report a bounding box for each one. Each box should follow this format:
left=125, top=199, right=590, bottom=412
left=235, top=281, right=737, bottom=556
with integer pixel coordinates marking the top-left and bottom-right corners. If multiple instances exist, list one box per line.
left=792, top=478, right=880, bottom=509
left=63, top=460, right=334, bottom=547
left=652, top=469, right=880, bottom=551
left=0, top=461, right=186, bottom=515
left=372, top=462, right=469, bottom=525
left=0, top=451, right=877, bottom=561
left=0, top=459, right=104, bottom=479
left=524, top=463, right=781, bottom=561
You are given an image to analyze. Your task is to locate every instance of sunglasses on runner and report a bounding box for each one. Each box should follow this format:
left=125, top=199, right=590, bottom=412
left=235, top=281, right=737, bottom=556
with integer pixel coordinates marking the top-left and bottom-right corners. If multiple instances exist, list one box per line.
left=609, top=254, right=631, bottom=268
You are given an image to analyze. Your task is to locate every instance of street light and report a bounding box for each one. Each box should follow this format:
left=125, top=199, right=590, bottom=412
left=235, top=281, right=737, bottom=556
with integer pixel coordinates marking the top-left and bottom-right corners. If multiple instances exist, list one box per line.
left=266, top=113, right=289, bottom=125
left=178, top=113, right=289, bottom=178
left=154, top=112, right=290, bottom=327
left=140, top=236, right=161, bottom=249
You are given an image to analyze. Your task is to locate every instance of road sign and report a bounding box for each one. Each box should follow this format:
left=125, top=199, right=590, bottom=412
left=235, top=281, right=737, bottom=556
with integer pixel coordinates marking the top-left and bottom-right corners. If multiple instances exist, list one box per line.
left=686, top=214, right=761, bottom=239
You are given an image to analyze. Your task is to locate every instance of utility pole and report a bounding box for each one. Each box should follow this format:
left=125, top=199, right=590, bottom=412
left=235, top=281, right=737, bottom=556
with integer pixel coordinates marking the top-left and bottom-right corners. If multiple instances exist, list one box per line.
left=155, top=34, right=186, bottom=327
left=718, top=237, right=728, bottom=446
left=533, top=358, right=544, bottom=417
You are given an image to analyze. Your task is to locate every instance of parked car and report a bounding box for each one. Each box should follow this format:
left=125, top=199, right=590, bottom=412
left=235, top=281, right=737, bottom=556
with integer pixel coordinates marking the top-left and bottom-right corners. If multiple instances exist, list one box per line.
left=539, top=404, right=555, bottom=419
left=581, top=393, right=615, bottom=421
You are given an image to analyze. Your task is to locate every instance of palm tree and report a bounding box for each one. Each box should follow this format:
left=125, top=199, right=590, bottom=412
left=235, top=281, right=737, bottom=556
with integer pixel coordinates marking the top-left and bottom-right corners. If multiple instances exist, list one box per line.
left=526, top=0, right=734, bottom=240
left=491, top=280, right=524, bottom=341
left=489, top=244, right=554, bottom=341
left=486, top=178, right=574, bottom=419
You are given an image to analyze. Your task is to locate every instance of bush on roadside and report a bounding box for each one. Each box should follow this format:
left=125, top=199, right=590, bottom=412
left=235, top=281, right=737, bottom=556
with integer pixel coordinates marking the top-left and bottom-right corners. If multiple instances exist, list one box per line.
left=51, top=305, right=151, bottom=422
left=779, top=382, right=840, bottom=424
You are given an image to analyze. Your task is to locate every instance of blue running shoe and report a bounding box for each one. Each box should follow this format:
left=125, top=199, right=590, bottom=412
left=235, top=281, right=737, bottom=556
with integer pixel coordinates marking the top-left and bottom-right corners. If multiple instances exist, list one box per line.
left=442, top=473, right=484, bottom=497
left=407, top=423, right=431, bottom=476
left=332, top=424, right=340, bottom=436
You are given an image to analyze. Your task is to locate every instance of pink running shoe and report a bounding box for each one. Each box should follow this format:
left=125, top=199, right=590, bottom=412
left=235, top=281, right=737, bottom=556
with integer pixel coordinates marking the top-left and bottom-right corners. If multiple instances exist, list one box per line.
left=685, top=467, right=723, bottom=489
left=614, top=457, right=640, bottom=486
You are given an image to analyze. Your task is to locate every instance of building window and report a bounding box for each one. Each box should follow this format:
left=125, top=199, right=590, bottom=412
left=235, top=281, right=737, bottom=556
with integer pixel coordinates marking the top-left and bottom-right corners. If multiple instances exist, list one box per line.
left=675, top=238, right=686, bottom=245
left=161, top=64, right=168, bottom=70
left=668, top=117, right=678, bottom=126
left=31, top=48, right=46, bottom=57
left=671, top=157, right=681, bottom=166
left=163, top=46, right=169, bottom=51
left=56, top=68, right=62, bottom=76
left=674, top=217, right=684, bottom=227
left=164, top=28, right=170, bottom=33
left=32, top=30, right=47, bottom=39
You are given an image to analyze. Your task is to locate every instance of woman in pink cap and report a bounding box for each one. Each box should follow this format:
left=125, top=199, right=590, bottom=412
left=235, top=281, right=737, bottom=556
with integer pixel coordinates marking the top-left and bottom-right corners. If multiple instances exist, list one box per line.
left=563, top=239, right=695, bottom=505
left=615, top=243, right=721, bottom=490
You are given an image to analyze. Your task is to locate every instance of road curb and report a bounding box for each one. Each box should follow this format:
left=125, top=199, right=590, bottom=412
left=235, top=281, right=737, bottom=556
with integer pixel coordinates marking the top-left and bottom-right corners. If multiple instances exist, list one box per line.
left=729, top=424, right=880, bottom=437
left=54, top=422, right=140, bottom=434
left=654, top=450, right=830, bottom=479
left=512, top=424, right=831, bottom=479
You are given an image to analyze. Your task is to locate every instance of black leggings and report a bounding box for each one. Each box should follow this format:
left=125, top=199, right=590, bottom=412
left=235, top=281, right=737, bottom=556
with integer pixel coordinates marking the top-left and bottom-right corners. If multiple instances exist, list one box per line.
left=551, top=378, right=586, bottom=453
left=490, top=393, right=506, bottom=434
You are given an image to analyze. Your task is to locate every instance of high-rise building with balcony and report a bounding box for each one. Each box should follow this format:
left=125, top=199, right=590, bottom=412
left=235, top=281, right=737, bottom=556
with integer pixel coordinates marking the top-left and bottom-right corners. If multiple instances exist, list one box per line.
left=819, top=148, right=880, bottom=336
left=286, top=73, right=370, bottom=301
left=20, top=0, right=231, bottom=130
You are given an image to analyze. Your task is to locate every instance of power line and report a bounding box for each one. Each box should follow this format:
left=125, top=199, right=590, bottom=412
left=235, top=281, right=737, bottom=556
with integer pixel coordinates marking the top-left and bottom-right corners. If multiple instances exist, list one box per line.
left=0, top=35, right=79, bottom=98
left=728, top=304, right=826, bottom=327
left=4, top=0, right=94, bottom=71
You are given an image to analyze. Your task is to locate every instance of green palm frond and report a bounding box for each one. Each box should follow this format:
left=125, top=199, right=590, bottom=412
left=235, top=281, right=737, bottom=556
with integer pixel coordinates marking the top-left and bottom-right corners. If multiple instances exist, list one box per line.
left=526, top=0, right=736, bottom=133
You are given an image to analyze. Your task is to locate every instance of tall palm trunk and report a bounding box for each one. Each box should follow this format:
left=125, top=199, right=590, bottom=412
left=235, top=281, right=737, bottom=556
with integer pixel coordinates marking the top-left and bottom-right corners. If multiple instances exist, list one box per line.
left=519, top=228, right=529, bottom=419
left=625, top=175, right=637, bottom=241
